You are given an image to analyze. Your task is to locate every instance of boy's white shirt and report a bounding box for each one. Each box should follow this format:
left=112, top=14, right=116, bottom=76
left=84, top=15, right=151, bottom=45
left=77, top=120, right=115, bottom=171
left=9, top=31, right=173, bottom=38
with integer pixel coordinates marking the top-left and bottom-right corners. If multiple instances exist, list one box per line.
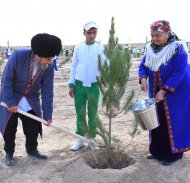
left=69, top=41, right=108, bottom=87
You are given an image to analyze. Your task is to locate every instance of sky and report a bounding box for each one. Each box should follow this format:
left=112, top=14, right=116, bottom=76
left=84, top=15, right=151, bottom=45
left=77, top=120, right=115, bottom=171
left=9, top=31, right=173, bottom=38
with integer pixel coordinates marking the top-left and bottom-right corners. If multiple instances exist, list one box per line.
left=0, top=0, right=190, bottom=46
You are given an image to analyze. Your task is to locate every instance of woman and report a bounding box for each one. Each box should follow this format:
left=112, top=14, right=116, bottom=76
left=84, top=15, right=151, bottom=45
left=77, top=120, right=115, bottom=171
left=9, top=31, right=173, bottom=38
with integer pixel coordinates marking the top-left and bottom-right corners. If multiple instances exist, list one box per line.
left=139, top=20, right=190, bottom=166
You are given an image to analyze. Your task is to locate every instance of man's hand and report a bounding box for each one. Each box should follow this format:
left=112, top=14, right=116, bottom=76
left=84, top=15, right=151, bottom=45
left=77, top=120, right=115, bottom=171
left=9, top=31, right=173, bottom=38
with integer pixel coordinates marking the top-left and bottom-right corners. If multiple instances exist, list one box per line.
left=155, top=90, right=167, bottom=103
left=44, top=119, right=52, bottom=126
left=69, top=88, right=75, bottom=98
left=7, top=106, right=17, bottom=113
left=140, top=78, right=148, bottom=92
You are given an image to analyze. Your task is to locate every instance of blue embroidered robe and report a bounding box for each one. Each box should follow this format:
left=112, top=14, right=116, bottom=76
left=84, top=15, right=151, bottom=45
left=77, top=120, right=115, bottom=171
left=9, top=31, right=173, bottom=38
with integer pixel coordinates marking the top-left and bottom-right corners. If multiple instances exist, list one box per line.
left=139, top=43, right=190, bottom=153
left=0, top=48, right=54, bottom=135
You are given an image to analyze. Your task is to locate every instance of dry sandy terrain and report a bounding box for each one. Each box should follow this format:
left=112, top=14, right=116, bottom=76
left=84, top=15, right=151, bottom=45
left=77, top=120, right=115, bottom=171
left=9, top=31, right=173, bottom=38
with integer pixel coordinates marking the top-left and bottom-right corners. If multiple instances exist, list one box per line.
left=0, top=57, right=190, bottom=183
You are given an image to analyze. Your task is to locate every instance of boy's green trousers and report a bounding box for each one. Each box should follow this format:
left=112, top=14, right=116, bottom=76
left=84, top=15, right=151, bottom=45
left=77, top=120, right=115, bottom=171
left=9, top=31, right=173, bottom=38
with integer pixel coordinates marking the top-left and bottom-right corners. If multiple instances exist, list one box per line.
left=74, top=80, right=99, bottom=138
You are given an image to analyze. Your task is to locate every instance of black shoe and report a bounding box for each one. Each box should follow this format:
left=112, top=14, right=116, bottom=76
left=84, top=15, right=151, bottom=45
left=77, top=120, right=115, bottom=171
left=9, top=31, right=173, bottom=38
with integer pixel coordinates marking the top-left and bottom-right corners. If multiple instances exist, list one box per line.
left=28, top=150, right=48, bottom=160
left=147, top=155, right=155, bottom=160
left=5, top=153, right=13, bottom=166
left=161, top=160, right=173, bottom=166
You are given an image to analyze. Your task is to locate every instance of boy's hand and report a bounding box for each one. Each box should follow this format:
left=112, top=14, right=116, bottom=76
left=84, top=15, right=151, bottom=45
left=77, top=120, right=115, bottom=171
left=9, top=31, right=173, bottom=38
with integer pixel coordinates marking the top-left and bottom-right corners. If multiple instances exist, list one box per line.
left=69, top=88, right=75, bottom=98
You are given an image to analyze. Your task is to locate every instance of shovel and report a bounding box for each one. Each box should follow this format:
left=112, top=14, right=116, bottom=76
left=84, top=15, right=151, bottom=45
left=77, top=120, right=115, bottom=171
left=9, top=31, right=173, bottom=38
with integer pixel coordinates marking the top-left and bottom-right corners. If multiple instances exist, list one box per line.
left=0, top=102, right=95, bottom=150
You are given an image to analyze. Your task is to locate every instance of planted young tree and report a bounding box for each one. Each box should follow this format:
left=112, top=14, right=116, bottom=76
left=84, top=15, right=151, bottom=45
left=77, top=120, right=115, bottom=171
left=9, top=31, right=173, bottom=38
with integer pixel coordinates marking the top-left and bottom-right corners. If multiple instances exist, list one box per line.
left=96, top=17, right=135, bottom=161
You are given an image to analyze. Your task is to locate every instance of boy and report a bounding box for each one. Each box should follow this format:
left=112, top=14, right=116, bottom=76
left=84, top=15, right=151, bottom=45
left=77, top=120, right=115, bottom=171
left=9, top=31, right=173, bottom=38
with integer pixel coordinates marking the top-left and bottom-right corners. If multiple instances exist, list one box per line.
left=69, top=21, right=107, bottom=151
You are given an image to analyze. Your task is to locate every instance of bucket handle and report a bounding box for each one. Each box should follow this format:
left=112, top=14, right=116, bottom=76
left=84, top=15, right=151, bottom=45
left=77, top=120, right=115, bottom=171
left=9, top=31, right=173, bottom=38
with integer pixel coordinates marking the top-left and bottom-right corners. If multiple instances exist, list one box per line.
left=129, top=90, right=142, bottom=110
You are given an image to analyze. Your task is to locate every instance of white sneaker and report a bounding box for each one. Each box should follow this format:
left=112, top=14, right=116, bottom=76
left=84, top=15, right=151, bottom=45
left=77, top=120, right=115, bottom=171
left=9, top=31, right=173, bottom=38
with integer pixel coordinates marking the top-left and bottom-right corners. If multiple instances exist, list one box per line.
left=70, top=140, right=84, bottom=151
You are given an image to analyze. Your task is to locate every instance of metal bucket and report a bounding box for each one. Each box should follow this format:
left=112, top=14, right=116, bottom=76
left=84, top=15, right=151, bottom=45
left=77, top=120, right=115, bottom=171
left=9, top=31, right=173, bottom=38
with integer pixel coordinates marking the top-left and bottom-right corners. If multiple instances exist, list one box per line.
left=131, top=98, right=159, bottom=130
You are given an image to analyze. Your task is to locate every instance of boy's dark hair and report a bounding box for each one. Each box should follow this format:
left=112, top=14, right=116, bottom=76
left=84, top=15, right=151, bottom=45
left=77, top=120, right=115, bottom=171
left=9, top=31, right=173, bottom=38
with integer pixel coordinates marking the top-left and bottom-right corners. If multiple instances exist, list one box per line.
left=31, top=33, right=62, bottom=57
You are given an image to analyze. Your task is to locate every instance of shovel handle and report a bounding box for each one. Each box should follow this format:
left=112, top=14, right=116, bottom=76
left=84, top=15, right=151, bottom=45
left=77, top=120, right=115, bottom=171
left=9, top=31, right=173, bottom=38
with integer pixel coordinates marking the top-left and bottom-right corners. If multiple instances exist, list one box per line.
left=0, top=102, right=90, bottom=144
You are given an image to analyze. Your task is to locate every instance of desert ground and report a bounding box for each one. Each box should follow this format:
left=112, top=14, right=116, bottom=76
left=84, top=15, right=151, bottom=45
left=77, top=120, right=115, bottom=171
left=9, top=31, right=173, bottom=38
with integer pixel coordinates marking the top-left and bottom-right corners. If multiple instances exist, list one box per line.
left=0, top=57, right=190, bottom=183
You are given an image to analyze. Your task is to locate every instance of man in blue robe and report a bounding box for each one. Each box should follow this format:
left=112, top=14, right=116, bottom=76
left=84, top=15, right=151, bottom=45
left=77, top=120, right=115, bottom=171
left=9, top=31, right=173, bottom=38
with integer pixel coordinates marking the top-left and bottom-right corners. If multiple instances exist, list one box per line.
left=0, top=33, right=62, bottom=166
left=5, top=48, right=12, bottom=60
left=52, top=55, right=59, bottom=71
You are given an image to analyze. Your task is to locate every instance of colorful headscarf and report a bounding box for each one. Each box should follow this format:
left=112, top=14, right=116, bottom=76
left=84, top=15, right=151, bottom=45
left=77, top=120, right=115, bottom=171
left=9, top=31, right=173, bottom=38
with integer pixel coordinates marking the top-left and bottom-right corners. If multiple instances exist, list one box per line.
left=150, top=20, right=171, bottom=32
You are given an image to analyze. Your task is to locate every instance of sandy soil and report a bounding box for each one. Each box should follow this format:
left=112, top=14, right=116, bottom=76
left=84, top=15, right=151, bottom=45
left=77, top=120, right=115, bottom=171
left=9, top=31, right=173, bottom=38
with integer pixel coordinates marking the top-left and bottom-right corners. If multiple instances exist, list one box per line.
left=0, top=57, right=190, bottom=183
